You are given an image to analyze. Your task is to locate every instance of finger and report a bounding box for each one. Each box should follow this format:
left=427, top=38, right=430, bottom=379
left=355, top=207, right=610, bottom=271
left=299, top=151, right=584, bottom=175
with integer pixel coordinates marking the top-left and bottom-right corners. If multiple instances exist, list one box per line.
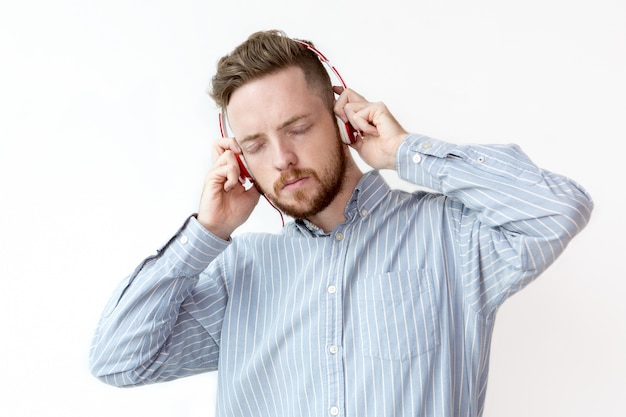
left=334, top=88, right=368, bottom=122
left=341, top=102, right=377, bottom=136
left=352, top=107, right=380, bottom=136
left=212, top=150, right=243, bottom=191
left=207, top=165, right=236, bottom=192
left=332, top=85, right=344, bottom=95
left=333, top=88, right=349, bottom=121
left=212, top=137, right=243, bottom=161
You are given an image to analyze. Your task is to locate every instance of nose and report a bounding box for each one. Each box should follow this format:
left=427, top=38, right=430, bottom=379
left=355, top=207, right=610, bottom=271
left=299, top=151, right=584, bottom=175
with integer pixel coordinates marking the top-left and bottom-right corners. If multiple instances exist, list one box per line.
left=271, top=140, right=297, bottom=171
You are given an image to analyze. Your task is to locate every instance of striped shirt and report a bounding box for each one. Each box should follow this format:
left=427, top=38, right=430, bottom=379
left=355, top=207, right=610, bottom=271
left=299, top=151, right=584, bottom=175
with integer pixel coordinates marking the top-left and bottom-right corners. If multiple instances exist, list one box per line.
left=90, top=133, right=593, bottom=417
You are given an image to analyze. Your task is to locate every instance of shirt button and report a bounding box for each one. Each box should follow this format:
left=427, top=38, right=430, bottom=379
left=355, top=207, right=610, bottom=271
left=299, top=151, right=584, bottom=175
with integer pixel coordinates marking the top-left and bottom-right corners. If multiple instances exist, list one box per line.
left=327, top=285, right=337, bottom=294
left=477, top=156, right=485, bottom=163
left=422, top=142, right=432, bottom=149
left=329, top=345, right=339, bottom=354
left=360, top=209, right=369, bottom=217
left=412, top=153, right=422, bottom=164
left=329, top=406, right=340, bottom=416
left=180, top=235, right=189, bottom=244
left=334, top=232, right=344, bottom=241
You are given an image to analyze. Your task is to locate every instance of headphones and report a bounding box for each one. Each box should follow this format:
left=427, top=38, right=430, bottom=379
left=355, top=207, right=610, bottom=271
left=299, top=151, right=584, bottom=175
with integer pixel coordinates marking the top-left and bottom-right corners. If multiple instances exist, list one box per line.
left=217, top=38, right=360, bottom=195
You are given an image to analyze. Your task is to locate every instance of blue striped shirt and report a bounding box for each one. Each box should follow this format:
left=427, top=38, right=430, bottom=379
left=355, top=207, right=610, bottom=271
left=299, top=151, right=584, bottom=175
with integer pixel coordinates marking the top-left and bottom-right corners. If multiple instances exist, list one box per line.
left=90, top=133, right=593, bottom=417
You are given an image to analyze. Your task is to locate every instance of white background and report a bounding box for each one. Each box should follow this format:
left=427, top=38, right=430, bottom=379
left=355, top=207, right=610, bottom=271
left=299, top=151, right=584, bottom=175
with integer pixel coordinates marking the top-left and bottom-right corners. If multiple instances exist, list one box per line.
left=1, top=0, right=624, bottom=416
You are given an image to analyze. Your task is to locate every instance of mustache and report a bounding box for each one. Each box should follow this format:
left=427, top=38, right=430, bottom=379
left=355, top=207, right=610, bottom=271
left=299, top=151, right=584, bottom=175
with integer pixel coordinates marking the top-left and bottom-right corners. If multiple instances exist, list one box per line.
left=273, top=168, right=319, bottom=195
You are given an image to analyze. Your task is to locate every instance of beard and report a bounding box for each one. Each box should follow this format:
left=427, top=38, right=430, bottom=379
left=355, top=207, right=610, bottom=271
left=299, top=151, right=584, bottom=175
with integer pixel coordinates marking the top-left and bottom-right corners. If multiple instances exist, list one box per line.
left=260, top=139, right=347, bottom=219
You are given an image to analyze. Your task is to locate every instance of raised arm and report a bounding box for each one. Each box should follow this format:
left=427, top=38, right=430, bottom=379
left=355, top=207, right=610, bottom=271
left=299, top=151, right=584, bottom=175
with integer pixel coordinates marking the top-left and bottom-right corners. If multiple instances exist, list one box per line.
left=336, top=87, right=593, bottom=310
left=89, top=216, right=230, bottom=386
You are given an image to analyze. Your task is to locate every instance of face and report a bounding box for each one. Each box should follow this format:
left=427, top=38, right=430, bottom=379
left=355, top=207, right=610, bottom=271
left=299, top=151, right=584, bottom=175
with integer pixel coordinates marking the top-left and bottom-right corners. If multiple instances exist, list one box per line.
left=226, top=66, right=347, bottom=219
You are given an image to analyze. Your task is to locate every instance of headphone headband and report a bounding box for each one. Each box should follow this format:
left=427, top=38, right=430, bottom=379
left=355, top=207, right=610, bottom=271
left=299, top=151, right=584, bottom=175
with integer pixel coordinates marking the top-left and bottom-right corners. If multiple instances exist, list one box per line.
left=292, top=39, right=348, bottom=89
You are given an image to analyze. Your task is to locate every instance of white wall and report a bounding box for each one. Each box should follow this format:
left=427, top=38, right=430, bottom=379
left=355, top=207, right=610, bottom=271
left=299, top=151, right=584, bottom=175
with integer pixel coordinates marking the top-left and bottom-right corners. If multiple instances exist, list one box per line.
left=1, top=0, right=623, bottom=416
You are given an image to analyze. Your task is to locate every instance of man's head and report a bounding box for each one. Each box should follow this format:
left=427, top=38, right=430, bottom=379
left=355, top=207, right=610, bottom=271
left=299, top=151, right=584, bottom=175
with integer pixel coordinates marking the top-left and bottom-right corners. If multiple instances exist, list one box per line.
left=210, top=30, right=361, bottom=222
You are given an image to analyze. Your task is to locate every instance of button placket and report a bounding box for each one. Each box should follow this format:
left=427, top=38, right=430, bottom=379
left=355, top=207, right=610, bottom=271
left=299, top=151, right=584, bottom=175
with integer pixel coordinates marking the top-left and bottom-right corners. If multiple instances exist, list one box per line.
left=326, top=226, right=347, bottom=417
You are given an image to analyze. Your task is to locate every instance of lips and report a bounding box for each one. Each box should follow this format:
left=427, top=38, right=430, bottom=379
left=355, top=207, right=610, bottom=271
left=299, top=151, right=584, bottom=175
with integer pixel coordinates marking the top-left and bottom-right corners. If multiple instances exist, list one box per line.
left=273, top=168, right=318, bottom=195
left=282, top=176, right=307, bottom=190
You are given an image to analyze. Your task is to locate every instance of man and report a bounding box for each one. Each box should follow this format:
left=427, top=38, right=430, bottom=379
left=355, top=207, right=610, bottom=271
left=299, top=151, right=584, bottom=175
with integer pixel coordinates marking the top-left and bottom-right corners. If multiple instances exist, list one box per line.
left=89, top=30, right=593, bottom=417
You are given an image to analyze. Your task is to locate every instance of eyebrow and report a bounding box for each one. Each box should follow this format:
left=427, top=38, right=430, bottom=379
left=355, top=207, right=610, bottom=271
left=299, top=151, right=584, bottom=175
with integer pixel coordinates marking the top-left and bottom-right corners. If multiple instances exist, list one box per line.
left=239, top=114, right=312, bottom=144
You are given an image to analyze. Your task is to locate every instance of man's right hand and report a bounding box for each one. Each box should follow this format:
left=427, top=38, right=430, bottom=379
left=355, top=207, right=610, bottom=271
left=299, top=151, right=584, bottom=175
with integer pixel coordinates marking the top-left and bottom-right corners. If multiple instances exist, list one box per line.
left=196, top=138, right=260, bottom=240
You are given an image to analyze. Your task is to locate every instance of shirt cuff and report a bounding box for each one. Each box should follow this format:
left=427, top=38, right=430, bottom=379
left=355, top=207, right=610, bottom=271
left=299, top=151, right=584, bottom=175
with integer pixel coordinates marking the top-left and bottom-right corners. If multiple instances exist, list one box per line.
left=161, top=215, right=231, bottom=274
left=396, top=133, right=454, bottom=191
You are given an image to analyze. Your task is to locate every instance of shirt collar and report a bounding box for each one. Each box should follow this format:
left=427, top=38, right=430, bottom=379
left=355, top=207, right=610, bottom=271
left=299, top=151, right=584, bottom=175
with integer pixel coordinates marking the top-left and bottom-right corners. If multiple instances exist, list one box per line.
left=290, top=170, right=390, bottom=237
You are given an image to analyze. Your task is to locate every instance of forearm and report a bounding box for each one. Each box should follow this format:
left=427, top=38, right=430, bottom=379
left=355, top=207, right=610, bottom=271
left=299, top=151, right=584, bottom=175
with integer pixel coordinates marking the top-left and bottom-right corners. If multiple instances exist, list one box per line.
left=89, top=216, right=230, bottom=386
left=397, top=133, right=594, bottom=272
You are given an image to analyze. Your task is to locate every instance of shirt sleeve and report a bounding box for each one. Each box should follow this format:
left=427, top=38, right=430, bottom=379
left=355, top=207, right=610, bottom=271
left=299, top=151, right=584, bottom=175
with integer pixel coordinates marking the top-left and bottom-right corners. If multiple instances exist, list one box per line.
left=396, top=133, right=594, bottom=314
left=89, top=215, right=231, bottom=386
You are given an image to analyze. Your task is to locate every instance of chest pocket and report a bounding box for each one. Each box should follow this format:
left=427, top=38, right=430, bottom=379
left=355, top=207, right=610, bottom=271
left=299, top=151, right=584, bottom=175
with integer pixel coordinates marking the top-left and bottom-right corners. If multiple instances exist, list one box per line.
left=355, top=269, right=440, bottom=361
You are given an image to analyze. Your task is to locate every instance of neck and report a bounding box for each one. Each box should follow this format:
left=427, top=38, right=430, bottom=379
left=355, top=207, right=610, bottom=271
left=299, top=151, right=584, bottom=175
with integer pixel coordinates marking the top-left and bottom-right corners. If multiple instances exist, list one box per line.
left=304, top=159, right=363, bottom=233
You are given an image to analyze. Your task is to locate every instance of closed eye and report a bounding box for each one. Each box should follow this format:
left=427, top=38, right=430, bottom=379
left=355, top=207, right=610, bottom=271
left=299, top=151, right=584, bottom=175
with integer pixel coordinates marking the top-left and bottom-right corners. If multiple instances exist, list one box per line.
left=288, top=124, right=312, bottom=137
left=243, top=140, right=265, bottom=155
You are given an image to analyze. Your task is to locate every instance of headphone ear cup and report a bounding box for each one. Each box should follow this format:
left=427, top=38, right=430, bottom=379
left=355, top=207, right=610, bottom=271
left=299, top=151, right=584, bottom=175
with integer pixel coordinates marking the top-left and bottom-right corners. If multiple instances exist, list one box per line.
left=336, top=116, right=357, bottom=144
